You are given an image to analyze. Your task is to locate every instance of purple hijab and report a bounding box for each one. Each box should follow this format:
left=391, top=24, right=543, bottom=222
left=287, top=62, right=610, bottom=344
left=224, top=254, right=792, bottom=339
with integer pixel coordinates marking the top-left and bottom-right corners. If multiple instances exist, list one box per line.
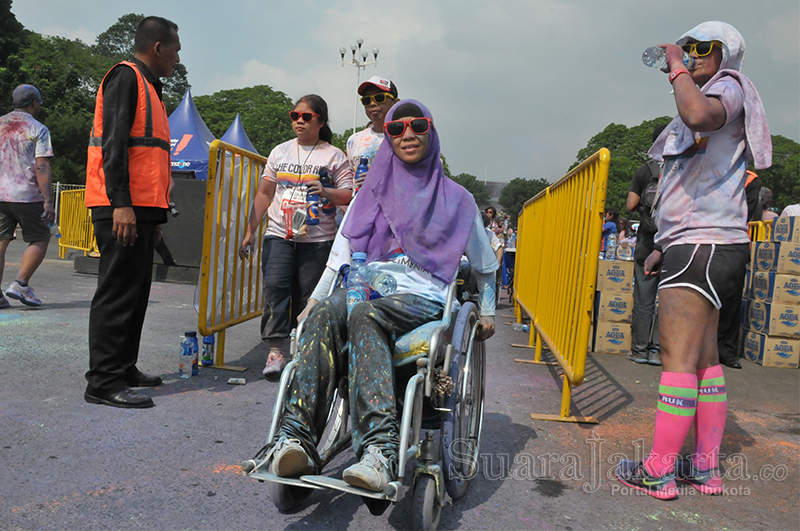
left=341, top=99, right=475, bottom=283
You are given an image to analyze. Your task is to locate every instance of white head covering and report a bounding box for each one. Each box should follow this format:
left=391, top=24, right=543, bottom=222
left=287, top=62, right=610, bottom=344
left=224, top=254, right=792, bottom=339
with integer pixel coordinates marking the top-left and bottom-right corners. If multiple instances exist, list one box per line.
left=676, top=21, right=746, bottom=72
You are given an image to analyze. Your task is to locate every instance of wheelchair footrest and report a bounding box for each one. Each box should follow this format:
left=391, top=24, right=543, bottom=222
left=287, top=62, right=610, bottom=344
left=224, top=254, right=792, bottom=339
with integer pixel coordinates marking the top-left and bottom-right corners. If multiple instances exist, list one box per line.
left=247, top=469, right=326, bottom=490
left=300, top=475, right=402, bottom=502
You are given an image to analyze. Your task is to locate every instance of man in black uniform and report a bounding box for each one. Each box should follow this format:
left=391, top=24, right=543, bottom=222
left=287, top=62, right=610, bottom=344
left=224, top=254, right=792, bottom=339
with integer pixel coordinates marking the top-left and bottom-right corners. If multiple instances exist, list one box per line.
left=84, top=17, right=181, bottom=408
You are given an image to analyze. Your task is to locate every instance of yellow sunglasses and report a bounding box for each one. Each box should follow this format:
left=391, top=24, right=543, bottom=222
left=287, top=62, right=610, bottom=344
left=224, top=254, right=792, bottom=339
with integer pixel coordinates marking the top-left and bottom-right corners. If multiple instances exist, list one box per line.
left=681, top=41, right=720, bottom=57
left=360, top=92, right=395, bottom=106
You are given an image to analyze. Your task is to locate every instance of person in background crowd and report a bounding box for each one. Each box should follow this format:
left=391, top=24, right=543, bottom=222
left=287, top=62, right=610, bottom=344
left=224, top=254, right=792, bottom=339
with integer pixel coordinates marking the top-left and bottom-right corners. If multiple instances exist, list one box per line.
left=626, top=124, right=667, bottom=366
left=618, top=217, right=629, bottom=240
left=759, top=187, right=778, bottom=223
left=0, top=84, right=54, bottom=309
left=84, top=17, right=181, bottom=409
left=718, top=169, right=762, bottom=369
left=617, top=21, right=772, bottom=500
left=600, top=208, right=619, bottom=255
left=346, top=76, right=398, bottom=187
left=780, top=190, right=800, bottom=217
left=239, top=94, right=353, bottom=378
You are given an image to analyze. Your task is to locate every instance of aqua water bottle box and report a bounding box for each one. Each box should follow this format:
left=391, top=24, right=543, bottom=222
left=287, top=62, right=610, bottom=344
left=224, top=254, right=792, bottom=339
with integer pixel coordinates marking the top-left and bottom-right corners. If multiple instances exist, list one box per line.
left=747, top=301, right=800, bottom=338
left=751, top=272, right=800, bottom=305
left=594, top=322, right=631, bottom=354
left=752, top=241, right=800, bottom=275
left=596, top=261, right=634, bottom=292
left=771, top=216, right=800, bottom=244
left=596, top=291, right=634, bottom=323
left=742, top=330, right=799, bottom=368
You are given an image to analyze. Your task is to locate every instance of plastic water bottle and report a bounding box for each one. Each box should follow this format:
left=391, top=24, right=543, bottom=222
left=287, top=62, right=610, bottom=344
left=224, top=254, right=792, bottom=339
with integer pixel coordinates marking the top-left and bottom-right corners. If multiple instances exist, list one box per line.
left=185, top=331, right=199, bottom=376
left=201, top=334, right=215, bottom=366
left=513, top=323, right=531, bottom=333
left=353, top=157, right=369, bottom=195
left=642, top=46, right=695, bottom=70
left=319, top=168, right=336, bottom=216
left=179, top=335, right=194, bottom=378
left=346, top=252, right=369, bottom=317
left=364, top=267, right=397, bottom=297
left=42, top=213, right=61, bottom=238
left=605, top=233, right=618, bottom=261
left=306, top=188, right=320, bottom=226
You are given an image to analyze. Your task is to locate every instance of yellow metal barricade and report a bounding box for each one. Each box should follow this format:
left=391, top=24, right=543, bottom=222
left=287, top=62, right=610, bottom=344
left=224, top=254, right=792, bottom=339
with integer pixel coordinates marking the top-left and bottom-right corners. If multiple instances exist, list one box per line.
left=198, top=140, right=268, bottom=370
left=747, top=219, right=773, bottom=242
left=513, top=148, right=610, bottom=424
left=57, top=188, right=96, bottom=258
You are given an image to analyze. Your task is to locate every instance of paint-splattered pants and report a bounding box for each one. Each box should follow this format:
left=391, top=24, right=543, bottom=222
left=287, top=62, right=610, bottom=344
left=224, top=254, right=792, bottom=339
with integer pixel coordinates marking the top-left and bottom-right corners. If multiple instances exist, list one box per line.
left=279, top=288, right=444, bottom=473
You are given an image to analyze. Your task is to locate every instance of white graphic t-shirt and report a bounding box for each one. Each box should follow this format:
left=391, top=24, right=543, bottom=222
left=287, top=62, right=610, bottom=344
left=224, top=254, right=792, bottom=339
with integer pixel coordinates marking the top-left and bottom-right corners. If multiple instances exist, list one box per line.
left=262, top=139, right=353, bottom=242
left=346, top=126, right=384, bottom=171
left=0, top=110, right=53, bottom=203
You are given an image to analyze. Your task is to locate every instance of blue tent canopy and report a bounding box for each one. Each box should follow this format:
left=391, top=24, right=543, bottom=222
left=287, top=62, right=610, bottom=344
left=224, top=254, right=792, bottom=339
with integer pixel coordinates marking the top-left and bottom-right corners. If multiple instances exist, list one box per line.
left=168, top=89, right=216, bottom=180
left=221, top=113, right=259, bottom=155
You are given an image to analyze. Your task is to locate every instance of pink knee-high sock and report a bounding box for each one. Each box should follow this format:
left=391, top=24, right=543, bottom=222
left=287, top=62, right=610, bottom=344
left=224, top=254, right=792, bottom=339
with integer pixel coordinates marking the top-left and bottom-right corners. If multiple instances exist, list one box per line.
left=693, top=365, right=727, bottom=471
left=644, top=372, right=698, bottom=477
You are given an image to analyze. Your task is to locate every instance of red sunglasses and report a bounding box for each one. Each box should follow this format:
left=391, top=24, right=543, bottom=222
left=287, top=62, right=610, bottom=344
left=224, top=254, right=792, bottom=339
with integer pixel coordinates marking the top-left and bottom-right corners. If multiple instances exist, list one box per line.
left=290, top=111, right=321, bottom=122
left=384, top=117, right=432, bottom=137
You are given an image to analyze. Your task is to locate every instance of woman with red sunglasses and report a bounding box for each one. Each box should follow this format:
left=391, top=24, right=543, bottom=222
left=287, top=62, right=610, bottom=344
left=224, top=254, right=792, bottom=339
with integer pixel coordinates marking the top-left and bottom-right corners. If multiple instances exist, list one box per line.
left=263, top=100, right=498, bottom=495
left=240, top=94, right=353, bottom=377
left=616, top=21, right=772, bottom=501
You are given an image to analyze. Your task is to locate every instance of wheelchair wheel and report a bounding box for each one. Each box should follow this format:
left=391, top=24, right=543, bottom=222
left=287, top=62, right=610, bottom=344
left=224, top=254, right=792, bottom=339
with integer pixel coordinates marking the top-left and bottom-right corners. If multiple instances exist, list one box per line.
left=412, top=474, right=441, bottom=531
left=441, top=302, right=486, bottom=500
left=267, top=481, right=313, bottom=512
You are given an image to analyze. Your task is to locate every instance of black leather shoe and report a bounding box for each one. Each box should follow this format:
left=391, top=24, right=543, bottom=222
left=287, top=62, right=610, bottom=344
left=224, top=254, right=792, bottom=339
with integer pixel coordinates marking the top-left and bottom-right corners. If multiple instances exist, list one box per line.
left=720, top=357, right=742, bottom=369
left=84, top=388, right=155, bottom=409
left=124, top=371, right=163, bottom=387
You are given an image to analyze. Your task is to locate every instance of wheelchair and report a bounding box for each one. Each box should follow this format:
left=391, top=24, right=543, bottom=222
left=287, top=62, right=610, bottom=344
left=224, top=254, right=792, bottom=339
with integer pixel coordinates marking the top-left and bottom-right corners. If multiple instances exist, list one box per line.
left=241, top=278, right=487, bottom=531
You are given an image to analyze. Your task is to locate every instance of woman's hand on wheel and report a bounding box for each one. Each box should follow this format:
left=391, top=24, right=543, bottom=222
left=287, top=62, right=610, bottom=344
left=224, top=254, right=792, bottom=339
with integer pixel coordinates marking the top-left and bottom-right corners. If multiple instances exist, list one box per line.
left=476, top=315, right=495, bottom=341
left=297, top=298, right=319, bottom=322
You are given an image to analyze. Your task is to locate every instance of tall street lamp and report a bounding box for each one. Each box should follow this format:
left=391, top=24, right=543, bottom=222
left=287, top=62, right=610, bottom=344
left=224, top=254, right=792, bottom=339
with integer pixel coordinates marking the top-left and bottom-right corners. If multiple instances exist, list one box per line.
left=339, top=38, right=379, bottom=134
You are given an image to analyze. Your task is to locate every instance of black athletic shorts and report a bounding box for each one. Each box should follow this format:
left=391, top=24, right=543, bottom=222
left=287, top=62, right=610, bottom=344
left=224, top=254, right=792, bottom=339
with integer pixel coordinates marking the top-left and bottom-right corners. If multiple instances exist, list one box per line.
left=658, top=243, right=749, bottom=310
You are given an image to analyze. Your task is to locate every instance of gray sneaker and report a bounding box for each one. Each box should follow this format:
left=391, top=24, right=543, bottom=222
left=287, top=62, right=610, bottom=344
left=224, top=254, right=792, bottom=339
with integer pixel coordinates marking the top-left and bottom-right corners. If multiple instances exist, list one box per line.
left=648, top=349, right=662, bottom=366
left=627, top=350, right=648, bottom=364
left=0, top=293, right=9, bottom=309
left=5, top=281, right=42, bottom=307
left=342, top=446, right=393, bottom=492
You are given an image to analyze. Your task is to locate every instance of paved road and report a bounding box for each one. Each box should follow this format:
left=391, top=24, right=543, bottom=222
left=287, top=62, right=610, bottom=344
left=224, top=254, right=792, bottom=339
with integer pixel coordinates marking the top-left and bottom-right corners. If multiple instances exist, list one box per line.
left=1, top=244, right=798, bottom=530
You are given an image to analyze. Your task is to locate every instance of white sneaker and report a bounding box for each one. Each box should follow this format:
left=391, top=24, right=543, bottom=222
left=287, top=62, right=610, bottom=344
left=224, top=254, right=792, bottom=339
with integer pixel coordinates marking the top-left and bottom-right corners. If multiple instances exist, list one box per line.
left=269, top=436, right=315, bottom=477
left=5, top=281, right=42, bottom=307
left=342, top=446, right=393, bottom=492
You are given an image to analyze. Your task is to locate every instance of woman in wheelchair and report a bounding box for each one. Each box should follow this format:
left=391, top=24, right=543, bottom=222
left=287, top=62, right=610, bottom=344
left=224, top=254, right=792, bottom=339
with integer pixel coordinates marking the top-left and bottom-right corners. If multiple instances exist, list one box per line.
left=266, top=100, right=498, bottom=493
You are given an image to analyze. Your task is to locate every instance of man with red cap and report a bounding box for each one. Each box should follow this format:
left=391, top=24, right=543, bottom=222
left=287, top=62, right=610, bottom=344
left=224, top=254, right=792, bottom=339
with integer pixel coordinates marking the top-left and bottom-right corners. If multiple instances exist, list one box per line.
left=345, top=76, right=398, bottom=185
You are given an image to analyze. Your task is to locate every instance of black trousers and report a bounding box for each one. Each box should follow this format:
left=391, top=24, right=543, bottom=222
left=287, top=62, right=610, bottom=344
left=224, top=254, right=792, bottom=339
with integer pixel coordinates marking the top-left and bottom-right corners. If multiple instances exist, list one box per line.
left=86, top=219, right=157, bottom=394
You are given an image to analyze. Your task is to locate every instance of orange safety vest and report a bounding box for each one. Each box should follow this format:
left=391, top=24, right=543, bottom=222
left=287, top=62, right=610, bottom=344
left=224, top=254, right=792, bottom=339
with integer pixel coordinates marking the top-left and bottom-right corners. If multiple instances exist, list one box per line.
left=85, top=61, right=171, bottom=209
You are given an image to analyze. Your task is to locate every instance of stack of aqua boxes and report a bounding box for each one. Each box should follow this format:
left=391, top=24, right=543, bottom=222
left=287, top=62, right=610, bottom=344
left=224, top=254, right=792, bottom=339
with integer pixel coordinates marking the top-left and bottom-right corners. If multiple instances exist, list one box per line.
left=742, top=216, right=800, bottom=368
left=594, top=260, right=635, bottom=354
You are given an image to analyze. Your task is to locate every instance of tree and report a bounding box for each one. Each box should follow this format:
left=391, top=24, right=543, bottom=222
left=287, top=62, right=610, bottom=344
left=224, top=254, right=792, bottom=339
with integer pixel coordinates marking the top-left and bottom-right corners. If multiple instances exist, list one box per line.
left=575, top=118, right=800, bottom=216
left=572, top=117, right=672, bottom=217
left=15, top=33, right=106, bottom=183
left=499, top=177, right=549, bottom=223
left=193, top=85, right=294, bottom=157
left=753, top=135, right=800, bottom=213
left=0, top=0, right=30, bottom=104
left=331, top=126, right=361, bottom=154
left=451, top=173, right=491, bottom=207
left=92, top=13, right=190, bottom=114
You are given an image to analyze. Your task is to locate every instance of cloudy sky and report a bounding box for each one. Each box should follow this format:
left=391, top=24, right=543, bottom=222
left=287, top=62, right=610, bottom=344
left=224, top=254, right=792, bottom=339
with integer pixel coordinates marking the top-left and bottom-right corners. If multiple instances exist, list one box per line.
left=12, top=0, right=799, bottom=183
